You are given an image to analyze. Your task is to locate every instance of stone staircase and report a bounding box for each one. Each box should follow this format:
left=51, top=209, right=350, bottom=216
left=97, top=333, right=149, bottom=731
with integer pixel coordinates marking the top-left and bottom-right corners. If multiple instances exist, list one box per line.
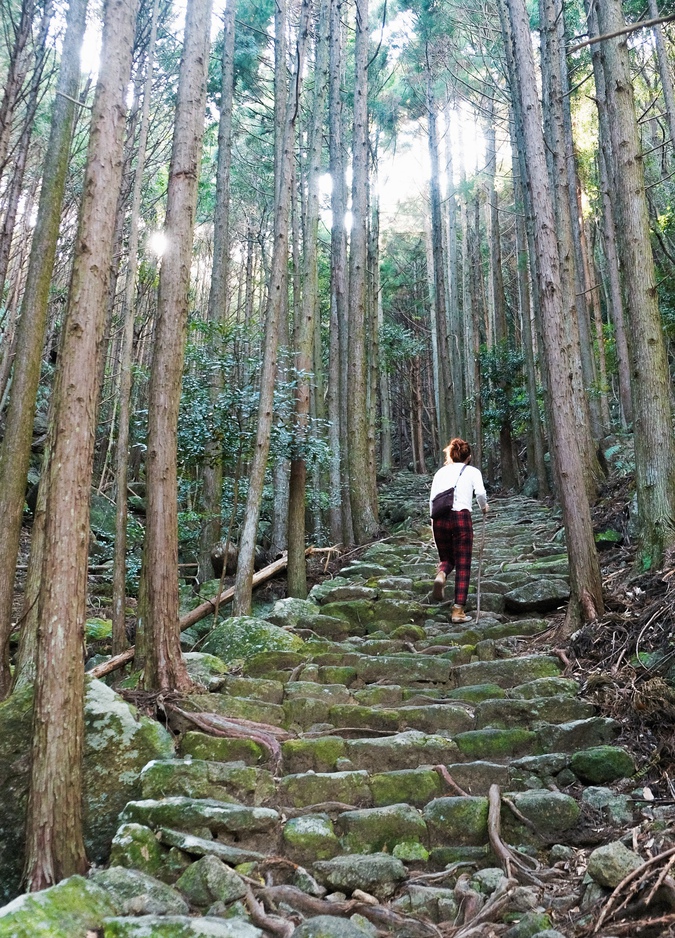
left=2, top=496, right=638, bottom=937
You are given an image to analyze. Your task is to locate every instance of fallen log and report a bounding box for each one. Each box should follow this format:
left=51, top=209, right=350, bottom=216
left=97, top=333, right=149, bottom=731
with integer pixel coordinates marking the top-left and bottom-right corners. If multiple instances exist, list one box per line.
left=89, top=552, right=291, bottom=680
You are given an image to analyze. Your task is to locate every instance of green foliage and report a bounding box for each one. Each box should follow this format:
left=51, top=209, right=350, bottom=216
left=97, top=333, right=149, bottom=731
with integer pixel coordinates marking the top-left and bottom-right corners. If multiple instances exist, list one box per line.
left=479, top=341, right=533, bottom=436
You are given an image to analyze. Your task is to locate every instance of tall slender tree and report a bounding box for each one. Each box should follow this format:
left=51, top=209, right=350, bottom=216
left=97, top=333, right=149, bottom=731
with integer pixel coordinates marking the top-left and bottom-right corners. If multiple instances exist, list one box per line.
left=197, top=0, right=237, bottom=583
left=233, top=0, right=313, bottom=613
left=143, top=0, right=214, bottom=690
left=502, top=0, right=603, bottom=629
left=0, top=0, right=88, bottom=698
left=595, top=0, right=675, bottom=569
left=347, top=0, right=378, bottom=542
left=23, top=0, right=139, bottom=890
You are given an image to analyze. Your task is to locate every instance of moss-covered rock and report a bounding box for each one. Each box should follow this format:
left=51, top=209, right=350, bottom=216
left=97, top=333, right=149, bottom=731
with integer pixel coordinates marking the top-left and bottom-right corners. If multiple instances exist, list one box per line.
left=283, top=815, right=341, bottom=863
left=102, top=916, right=262, bottom=937
left=183, top=653, right=230, bottom=689
left=0, top=875, right=115, bottom=938
left=279, top=770, right=372, bottom=808
left=454, top=728, right=537, bottom=761
left=220, top=676, right=285, bottom=704
left=282, top=736, right=347, bottom=774
left=292, top=916, right=373, bottom=938
left=266, top=597, right=321, bottom=628
left=353, top=685, right=403, bottom=707
left=178, top=732, right=267, bottom=766
left=201, top=617, right=304, bottom=663
left=389, top=624, right=426, bottom=641
left=370, top=768, right=442, bottom=807
left=337, top=803, right=428, bottom=854
left=175, top=855, right=247, bottom=908
left=453, top=655, right=561, bottom=689
left=503, top=790, right=580, bottom=843
left=508, top=677, right=579, bottom=699
left=345, top=731, right=459, bottom=773
left=90, top=867, right=189, bottom=915
left=587, top=841, right=643, bottom=888
left=313, top=854, right=407, bottom=899
left=109, top=823, right=167, bottom=878
left=119, top=798, right=280, bottom=851
left=570, top=746, right=635, bottom=784
left=423, top=797, right=489, bottom=847
left=0, top=681, right=174, bottom=902
left=140, top=760, right=274, bottom=805
left=182, top=693, right=286, bottom=727
left=244, top=650, right=307, bottom=678
left=318, top=666, right=358, bottom=686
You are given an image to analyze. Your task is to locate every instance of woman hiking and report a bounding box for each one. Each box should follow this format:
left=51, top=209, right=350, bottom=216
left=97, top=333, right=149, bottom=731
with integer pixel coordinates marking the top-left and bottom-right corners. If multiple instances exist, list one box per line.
left=429, top=437, right=488, bottom=622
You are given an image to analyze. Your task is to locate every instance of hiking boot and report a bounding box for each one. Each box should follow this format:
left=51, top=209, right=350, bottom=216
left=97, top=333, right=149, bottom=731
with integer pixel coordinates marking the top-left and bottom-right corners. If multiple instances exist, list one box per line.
left=451, top=604, right=472, bottom=623
left=433, top=570, right=446, bottom=601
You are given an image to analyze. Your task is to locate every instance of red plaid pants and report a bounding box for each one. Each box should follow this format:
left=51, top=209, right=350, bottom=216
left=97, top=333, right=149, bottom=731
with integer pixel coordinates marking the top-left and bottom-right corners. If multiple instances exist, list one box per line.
left=432, top=509, right=473, bottom=606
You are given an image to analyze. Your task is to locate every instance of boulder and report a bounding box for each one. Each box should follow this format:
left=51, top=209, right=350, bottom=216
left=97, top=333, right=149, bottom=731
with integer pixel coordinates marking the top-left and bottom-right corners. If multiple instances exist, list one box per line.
left=313, top=854, right=407, bottom=899
left=283, top=815, right=341, bottom=864
left=570, top=746, right=635, bottom=784
left=201, top=617, right=304, bottom=663
left=336, top=803, right=428, bottom=854
left=183, top=653, right=230, bottom=689
left=266, top=598, right=321, bottom=628
left=0, top=681, right=174, bottom=903
left=504, top=580, right=570, bottom=614
left=90, top=867, right=189, bottom=915
left=175, top=855, right=246, bottom=908
left=587, top=841, right=643, bottom=888
left=0, top=875, right=115, bottom=938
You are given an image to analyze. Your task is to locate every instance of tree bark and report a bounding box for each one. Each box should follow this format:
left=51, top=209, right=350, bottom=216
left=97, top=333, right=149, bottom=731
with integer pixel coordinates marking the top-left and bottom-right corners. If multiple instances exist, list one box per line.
left=197, top=0, right=237, bottom=583
left=111, top=0, right=159, bottom=657
left=502, top=0, right=603, bottom=630
left=0, top=0, right=88, bottom=698
left=287, top=0, right=329, bottom=598
left=143, top=0, right=213, bottom=690
left=596, top=0, right=675, bottom=568
left=648, top=0, right=675, bottom=155
left=23, top=0, right=138, bottom=890
left=233, top=0, right=313, bottom=614
left=425, top=67, right=453, bottom=449
left=346, top=0, right=377, bottom=543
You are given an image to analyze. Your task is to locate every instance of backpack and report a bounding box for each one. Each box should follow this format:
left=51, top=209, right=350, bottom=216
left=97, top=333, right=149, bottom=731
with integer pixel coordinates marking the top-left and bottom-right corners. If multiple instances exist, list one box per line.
left=431, top=464, right=467, bottom=521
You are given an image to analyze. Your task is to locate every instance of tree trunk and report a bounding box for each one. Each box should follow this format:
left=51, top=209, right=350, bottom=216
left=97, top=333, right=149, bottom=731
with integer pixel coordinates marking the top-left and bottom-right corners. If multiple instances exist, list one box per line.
left=596, top=0, right=675, bottom=568
left=326, top=0, right=345, bottom=544
left=197, top=0, right=237, bottom=583
left=0, top=0, right=35, bottom=178
left=346, top=0, right=377, bottom=543
left=0, top=0, right=88, bottom=698
left=444, top=104, right=464, bottom=437
left=111, top=0, right=159, bottom=657
left=425, top=68, right=453, bottom=449
left=287, top=0, right=329, bottom=598
left=539, top=0, right=603, bottom=491
left=23, top=0, right=138, bottom=890
left=502, top=0, right=603, bottom=630
left=143, top=0, right=213, bottom=690
left=648, top=0, right=675, bottom=156
left=233, top=0, right=313, bottom=614
left=514, top=163, right=549, bottom=495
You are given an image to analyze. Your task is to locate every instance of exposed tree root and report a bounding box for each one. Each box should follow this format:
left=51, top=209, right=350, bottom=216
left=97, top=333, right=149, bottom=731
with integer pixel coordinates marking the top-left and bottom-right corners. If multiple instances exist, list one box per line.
left=487, top=784, right=546, bottom=886
left=258, top=884, right=443, bottom=937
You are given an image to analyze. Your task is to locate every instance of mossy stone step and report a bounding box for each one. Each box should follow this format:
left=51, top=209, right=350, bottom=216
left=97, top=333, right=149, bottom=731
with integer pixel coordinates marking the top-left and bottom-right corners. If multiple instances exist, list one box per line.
left=183, top=694, right=286, bottom=727
left=474, top=695, right=595, bottom=729
left=119, top=798, right=280, bottom=851
left=423, top=789, right=579, bottom=849
left=279, top=770, right=373, bottom=808
left=281, top=731, right=460, bottom=775
left=452, top=655, right=562, bottom=688
left=178, top=732, right=267, bottom=766
left=335, top=803, right=428, bottom=854
left=140, top=760, right=275, bottom=805
left=219, top=676, right=284, bottom=704
left=324, top=702, right=474, bottom=735
left=354, top=655, right=453, bottom=685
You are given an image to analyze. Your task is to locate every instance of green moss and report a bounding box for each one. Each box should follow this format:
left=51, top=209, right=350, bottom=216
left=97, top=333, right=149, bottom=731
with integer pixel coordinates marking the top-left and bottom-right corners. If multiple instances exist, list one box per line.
left=281, top=736, right=346, bottom=773
left=392, top=841, right=430, bottom=862
left=0, top=876, right=116, bottom=938
left=455, top=728, right=537, bottom=760
left=178, top=732, right=266, bottom=766
left=338, top=804, right=428, bottom=854
left=390, top=624, right=426, bottom=641
left=447, top=683, right=505, bottom=702
left=201, top=617, right=304, bottom=664
left=282, top=815, right=341, bottom=862
left=424, top=797, right=489, bottom=847
left=109, top=823, right=166, bottom=878
left=318, top=666, right=357, bottom=685
left=371, top=769, right=442, bottom=807
left=570, top=746, right=636, bottom=784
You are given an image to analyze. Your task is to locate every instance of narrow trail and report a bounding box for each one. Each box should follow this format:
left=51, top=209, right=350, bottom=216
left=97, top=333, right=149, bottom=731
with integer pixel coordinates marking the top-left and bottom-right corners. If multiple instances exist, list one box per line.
left=6, top=492, right=649, bottom=937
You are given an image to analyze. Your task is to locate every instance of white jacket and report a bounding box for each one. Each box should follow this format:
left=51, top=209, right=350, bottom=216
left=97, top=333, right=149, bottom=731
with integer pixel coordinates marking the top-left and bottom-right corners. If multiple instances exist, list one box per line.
left=429, top=463, right=487, bottom=515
